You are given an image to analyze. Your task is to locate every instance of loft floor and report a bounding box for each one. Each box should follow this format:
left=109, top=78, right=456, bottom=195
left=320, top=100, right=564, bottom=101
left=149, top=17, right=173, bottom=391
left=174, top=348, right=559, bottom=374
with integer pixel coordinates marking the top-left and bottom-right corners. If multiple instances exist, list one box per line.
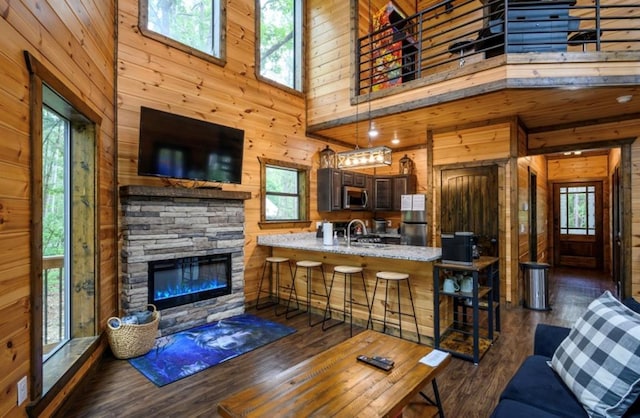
left=57, top=267, right=615, bottom=417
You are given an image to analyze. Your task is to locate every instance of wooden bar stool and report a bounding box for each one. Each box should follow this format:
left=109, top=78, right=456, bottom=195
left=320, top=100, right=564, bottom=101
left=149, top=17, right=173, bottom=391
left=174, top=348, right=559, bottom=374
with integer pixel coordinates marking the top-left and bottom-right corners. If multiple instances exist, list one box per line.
left=322, top=265, right=370, bottom=337
left=286, top=260, right=329, bottom=326
left=255, top=256, right=293, bottom=316
left=368, top=271, right=421, bottom=344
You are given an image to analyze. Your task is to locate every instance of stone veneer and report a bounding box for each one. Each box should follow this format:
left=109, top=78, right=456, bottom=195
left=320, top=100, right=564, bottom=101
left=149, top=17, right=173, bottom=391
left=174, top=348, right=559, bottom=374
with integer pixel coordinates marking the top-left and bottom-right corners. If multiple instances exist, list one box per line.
left=120, top=185, right=251, bottom=336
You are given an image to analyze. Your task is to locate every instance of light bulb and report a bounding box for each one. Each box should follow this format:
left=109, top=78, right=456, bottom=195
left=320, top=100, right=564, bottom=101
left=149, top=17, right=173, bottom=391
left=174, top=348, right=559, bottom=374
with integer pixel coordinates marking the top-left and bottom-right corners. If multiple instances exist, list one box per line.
left=368, top=121, right=378, bottom=138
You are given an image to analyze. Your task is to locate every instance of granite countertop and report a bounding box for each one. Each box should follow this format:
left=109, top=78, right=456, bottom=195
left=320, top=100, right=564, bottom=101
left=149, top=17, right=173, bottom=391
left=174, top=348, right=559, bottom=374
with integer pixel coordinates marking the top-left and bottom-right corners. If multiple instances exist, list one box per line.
left=257, top=233, right=442, bottom=262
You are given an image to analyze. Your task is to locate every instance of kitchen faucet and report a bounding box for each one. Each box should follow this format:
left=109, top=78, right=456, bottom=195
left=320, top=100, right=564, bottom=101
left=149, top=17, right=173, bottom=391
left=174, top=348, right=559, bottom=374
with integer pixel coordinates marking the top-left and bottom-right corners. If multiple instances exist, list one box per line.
left=346, top=219, right=368, bottom=247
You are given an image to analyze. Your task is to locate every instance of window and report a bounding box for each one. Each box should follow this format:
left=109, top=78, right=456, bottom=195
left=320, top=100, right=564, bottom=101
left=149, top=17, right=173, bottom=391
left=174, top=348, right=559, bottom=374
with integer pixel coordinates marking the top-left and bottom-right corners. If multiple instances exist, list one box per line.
left=257, top=0, right=303, bottom=91
left=559, top=185, right=596, bottom=235
left=140, top=0, right=224, bottom=63
left=259, top=158, right=310, bottom=228
left=27, top=53, right=100, bottom=402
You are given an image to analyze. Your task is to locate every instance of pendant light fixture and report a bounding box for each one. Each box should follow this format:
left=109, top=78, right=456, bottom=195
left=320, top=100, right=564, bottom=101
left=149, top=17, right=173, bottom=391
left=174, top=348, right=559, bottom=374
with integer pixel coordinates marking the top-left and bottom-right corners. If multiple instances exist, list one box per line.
left=337, top=0, right=392, bottom=169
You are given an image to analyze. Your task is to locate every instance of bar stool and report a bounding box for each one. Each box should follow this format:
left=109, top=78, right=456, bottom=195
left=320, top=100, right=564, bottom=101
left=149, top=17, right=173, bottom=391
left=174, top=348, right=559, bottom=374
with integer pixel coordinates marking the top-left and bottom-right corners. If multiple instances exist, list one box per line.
left=255, top=256, right=293, bottom=315
left=368, top=271, right=421, bottom=344
left=322, top=265, right=370, bottom=337
left=286, top=260, right=329, bottom=326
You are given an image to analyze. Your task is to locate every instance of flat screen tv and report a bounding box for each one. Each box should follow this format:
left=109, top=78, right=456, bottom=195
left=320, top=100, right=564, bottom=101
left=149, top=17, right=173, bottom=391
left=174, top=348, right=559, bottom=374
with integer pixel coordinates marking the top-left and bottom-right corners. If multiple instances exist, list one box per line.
left=137, top=107, right=244, bottom=184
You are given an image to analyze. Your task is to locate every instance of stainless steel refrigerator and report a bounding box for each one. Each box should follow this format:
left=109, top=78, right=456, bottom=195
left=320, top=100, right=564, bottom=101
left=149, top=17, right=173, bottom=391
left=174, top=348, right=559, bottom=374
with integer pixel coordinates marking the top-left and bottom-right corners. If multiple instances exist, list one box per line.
left=400, top=194, right=428, bottom=246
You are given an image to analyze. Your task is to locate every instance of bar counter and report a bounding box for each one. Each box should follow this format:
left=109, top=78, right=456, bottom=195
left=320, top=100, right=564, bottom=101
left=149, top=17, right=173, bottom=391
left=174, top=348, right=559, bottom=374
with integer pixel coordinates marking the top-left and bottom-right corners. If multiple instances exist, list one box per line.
left=257, top=233, right=442, bottom=341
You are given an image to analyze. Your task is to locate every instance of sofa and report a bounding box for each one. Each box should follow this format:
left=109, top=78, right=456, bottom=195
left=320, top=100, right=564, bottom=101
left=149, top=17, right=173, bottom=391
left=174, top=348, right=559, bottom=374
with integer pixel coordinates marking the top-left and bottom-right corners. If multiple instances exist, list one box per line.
left=491, top=292, right=640, bottom=418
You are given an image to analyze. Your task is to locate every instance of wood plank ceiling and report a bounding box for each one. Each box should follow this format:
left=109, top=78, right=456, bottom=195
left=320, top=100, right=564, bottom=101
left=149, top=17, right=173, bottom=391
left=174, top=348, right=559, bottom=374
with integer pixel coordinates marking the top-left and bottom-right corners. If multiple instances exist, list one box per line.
left=308, top=85, right=640, bottom=151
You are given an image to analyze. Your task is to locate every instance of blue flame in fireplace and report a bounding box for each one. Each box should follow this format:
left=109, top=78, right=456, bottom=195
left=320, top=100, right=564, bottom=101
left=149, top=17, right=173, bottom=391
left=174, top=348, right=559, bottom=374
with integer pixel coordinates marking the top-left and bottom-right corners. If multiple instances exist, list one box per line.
left=150, top=255, right=231, bottom=306
left=155, top=277, right=227, bottom=301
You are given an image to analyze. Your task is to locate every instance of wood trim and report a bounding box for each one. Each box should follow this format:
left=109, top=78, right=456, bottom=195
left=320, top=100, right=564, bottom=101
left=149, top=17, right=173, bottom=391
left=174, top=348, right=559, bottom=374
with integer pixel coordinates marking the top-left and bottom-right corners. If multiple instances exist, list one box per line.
left=258, top=220, right=312, bottom=229
left=527, top=137, right=637, bottom=156
left=257, top=157, right=311, bottom=227
left=528, top=113, right=640, bottom=134
left=621, top=143, right=633, bottom=298
left=119, top=185, right=252, bottom=200
left=23, top=52, right=102, bottom=126
left=28, top=63, right=44, bottom=401
left=138, top=0, right=227, bottom=66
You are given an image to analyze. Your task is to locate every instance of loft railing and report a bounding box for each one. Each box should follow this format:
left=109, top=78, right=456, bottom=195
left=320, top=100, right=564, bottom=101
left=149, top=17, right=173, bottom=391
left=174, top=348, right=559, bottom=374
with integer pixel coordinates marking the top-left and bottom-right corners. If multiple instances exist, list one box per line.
left=358, top=0, right=640, bottom=94
left=42, top=255, right=65, bottom=354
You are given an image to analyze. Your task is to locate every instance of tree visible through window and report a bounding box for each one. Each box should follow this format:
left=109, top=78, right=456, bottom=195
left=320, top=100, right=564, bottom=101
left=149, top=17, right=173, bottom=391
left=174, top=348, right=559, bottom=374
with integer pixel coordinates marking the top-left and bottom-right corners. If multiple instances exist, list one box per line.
left=258, top=0, right=303, bottom=91
left=266, top=165, right=300, bottom=220
left=141, top=0, right=223, bottom=61
left=559, top=185, right=596, bottom=235
left=259, top=158, right=310, bottom=227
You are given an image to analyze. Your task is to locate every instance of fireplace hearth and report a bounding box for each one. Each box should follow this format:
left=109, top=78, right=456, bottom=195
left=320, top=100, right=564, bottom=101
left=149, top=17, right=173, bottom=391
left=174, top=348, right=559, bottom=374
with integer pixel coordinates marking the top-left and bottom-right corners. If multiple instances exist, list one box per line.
left=149, top=254, right=232, bottom=310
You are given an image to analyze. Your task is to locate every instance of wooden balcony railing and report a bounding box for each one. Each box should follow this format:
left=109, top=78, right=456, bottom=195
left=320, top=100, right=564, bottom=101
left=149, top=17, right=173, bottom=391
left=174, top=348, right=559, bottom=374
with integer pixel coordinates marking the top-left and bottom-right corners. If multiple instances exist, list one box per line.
left=42, top=255, right=65, bottom=353
left=358, top=0, right=640, bottom=93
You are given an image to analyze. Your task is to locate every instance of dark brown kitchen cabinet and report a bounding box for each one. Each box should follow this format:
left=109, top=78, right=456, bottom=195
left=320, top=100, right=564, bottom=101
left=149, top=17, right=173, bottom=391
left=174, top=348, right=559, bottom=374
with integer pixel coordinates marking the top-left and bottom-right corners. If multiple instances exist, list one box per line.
left=342, top=171, right=367, bottom=187
left=318, top=169, right=409, bottom=212
left=374, top=177, right=393, bottom=211
left=365, top=175, right=374, bottom=210
left=374, top=174, right=416, bottom=211
left=317, top=168, right=342, bottom=212
left=393, top=174, right=416, bottom=211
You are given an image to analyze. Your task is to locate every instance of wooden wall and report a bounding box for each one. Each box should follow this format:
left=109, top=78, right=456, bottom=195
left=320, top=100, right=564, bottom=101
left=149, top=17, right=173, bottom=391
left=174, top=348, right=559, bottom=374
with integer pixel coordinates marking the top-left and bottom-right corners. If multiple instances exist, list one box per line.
left=117, top=0, right=361, bottom=308
left=431, top=121, right=516, bottom=303
left=0, top=1, right=117, bottom=417
left=516, top=153, right=549, bottom=304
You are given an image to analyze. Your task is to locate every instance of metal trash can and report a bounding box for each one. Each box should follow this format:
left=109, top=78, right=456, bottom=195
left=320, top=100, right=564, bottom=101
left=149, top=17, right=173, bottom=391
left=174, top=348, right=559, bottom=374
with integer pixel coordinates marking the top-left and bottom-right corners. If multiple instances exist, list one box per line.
left=520, top=262, right=551, bottom=311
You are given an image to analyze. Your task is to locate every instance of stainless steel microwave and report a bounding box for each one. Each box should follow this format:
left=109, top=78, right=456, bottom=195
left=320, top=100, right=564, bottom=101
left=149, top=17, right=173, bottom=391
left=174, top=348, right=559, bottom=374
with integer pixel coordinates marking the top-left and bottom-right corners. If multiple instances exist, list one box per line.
left=343, top=186, right=368, bottom=210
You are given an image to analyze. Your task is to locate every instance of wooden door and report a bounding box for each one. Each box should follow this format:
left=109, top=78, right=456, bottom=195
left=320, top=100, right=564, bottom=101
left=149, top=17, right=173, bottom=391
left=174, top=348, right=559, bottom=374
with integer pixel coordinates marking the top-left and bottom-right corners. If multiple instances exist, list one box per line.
left=440, top=166, right=498, bottom=257
left=552, top=182, right=603, bottom=269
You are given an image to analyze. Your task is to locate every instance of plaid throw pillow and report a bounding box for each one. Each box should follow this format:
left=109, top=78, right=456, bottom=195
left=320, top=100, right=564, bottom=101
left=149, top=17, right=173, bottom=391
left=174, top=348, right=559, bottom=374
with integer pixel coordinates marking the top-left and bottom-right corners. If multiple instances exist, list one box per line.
left=550, top=291, right=640, bottom=418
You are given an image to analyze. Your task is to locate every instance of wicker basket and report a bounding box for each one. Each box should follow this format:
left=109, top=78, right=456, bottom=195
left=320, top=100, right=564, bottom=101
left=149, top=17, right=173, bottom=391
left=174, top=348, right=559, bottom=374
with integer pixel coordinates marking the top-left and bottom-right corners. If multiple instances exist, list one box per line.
left=107, top=304, right=160, bottom=359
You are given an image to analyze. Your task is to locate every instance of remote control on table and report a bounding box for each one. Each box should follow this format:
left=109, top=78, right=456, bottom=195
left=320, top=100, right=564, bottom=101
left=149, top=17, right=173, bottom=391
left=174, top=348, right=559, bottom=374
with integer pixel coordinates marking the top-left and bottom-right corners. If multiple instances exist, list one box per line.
left=372, top=356, right=394, bottom=366
left=357, top=354, right=394, bottom=371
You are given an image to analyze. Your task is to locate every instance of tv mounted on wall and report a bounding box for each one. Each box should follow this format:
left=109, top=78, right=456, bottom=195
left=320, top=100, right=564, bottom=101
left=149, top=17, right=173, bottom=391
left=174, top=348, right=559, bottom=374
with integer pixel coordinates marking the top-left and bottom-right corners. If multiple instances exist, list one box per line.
left=137, top=107, right=244, bottom=184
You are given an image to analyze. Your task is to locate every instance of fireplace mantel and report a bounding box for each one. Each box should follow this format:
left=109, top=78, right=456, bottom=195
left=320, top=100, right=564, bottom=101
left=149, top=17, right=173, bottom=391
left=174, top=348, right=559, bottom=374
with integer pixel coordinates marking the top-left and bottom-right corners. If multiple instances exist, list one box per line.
left=120, top=185, right=251, bottom=201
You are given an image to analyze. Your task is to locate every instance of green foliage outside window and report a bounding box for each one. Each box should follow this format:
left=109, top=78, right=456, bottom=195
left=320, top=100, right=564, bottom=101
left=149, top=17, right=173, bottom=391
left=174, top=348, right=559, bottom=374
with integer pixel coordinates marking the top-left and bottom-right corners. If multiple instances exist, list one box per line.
left=145, top=0, right=220, bottom=58
left=259, top=0, right=302, bottom=90
left=42, top=108, right=66, bottom=257
left=266, top=165, right=300, bottom=220
left=559, top=185, right=596, bottom=235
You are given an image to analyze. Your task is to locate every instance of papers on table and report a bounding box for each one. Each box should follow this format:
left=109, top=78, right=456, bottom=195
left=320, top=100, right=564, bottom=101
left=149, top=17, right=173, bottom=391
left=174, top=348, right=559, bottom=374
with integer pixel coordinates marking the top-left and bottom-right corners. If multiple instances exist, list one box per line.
left=419, top=349, right=450, bottom=367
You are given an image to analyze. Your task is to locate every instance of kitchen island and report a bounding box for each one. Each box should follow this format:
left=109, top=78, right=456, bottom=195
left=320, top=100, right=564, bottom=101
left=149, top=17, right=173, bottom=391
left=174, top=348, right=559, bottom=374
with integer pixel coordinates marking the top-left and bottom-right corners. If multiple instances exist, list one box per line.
left=257, top=233, right=442, bottom=341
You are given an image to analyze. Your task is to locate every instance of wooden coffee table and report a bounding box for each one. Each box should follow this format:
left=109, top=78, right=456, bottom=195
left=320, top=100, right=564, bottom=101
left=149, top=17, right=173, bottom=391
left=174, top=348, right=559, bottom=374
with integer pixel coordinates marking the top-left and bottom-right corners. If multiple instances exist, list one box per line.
left=217, top=329, right=451, bottom=417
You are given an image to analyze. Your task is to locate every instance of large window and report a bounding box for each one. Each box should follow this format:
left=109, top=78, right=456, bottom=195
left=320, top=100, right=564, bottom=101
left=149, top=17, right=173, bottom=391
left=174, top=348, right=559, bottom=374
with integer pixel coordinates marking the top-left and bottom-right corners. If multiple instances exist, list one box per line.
left=259, top=158, right=310, bottom=228
left=140, top=0, right=224, bottom=63
left=559, top=185, right=596, bottom=235
left=27, top=52, right=100, bottom=402
left=258, top=0, right=303, bottom=91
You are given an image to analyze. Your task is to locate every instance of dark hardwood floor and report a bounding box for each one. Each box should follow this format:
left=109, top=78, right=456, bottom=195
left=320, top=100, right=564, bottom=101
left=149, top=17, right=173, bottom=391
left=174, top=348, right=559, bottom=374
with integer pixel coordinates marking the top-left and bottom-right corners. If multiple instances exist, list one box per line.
left=57, top=267, right=615, bottom=418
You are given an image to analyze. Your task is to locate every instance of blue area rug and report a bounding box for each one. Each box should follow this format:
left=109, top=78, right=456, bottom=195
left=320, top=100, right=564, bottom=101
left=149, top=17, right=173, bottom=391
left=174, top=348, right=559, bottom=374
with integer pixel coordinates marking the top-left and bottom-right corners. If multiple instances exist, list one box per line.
left=129, top=313, right=296, bottom=386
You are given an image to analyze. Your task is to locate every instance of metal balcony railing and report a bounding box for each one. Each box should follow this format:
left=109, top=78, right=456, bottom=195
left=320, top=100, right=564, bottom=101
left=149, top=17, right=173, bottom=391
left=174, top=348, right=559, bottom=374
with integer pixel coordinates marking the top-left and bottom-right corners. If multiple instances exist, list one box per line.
left=358, top=0, right=640, bottom=93
left=43, top=255, right=65, bottom=354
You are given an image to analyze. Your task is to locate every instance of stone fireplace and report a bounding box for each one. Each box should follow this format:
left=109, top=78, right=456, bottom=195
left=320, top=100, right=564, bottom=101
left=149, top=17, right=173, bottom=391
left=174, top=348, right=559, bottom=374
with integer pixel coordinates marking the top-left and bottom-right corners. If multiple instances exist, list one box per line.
left=120, top=185, right=251, bottom=336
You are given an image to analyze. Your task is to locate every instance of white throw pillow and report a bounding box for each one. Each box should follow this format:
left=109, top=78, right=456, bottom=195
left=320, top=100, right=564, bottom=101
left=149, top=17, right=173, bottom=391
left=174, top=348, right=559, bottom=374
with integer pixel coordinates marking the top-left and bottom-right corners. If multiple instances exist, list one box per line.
left=550, top=291, right=640, bottom=418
